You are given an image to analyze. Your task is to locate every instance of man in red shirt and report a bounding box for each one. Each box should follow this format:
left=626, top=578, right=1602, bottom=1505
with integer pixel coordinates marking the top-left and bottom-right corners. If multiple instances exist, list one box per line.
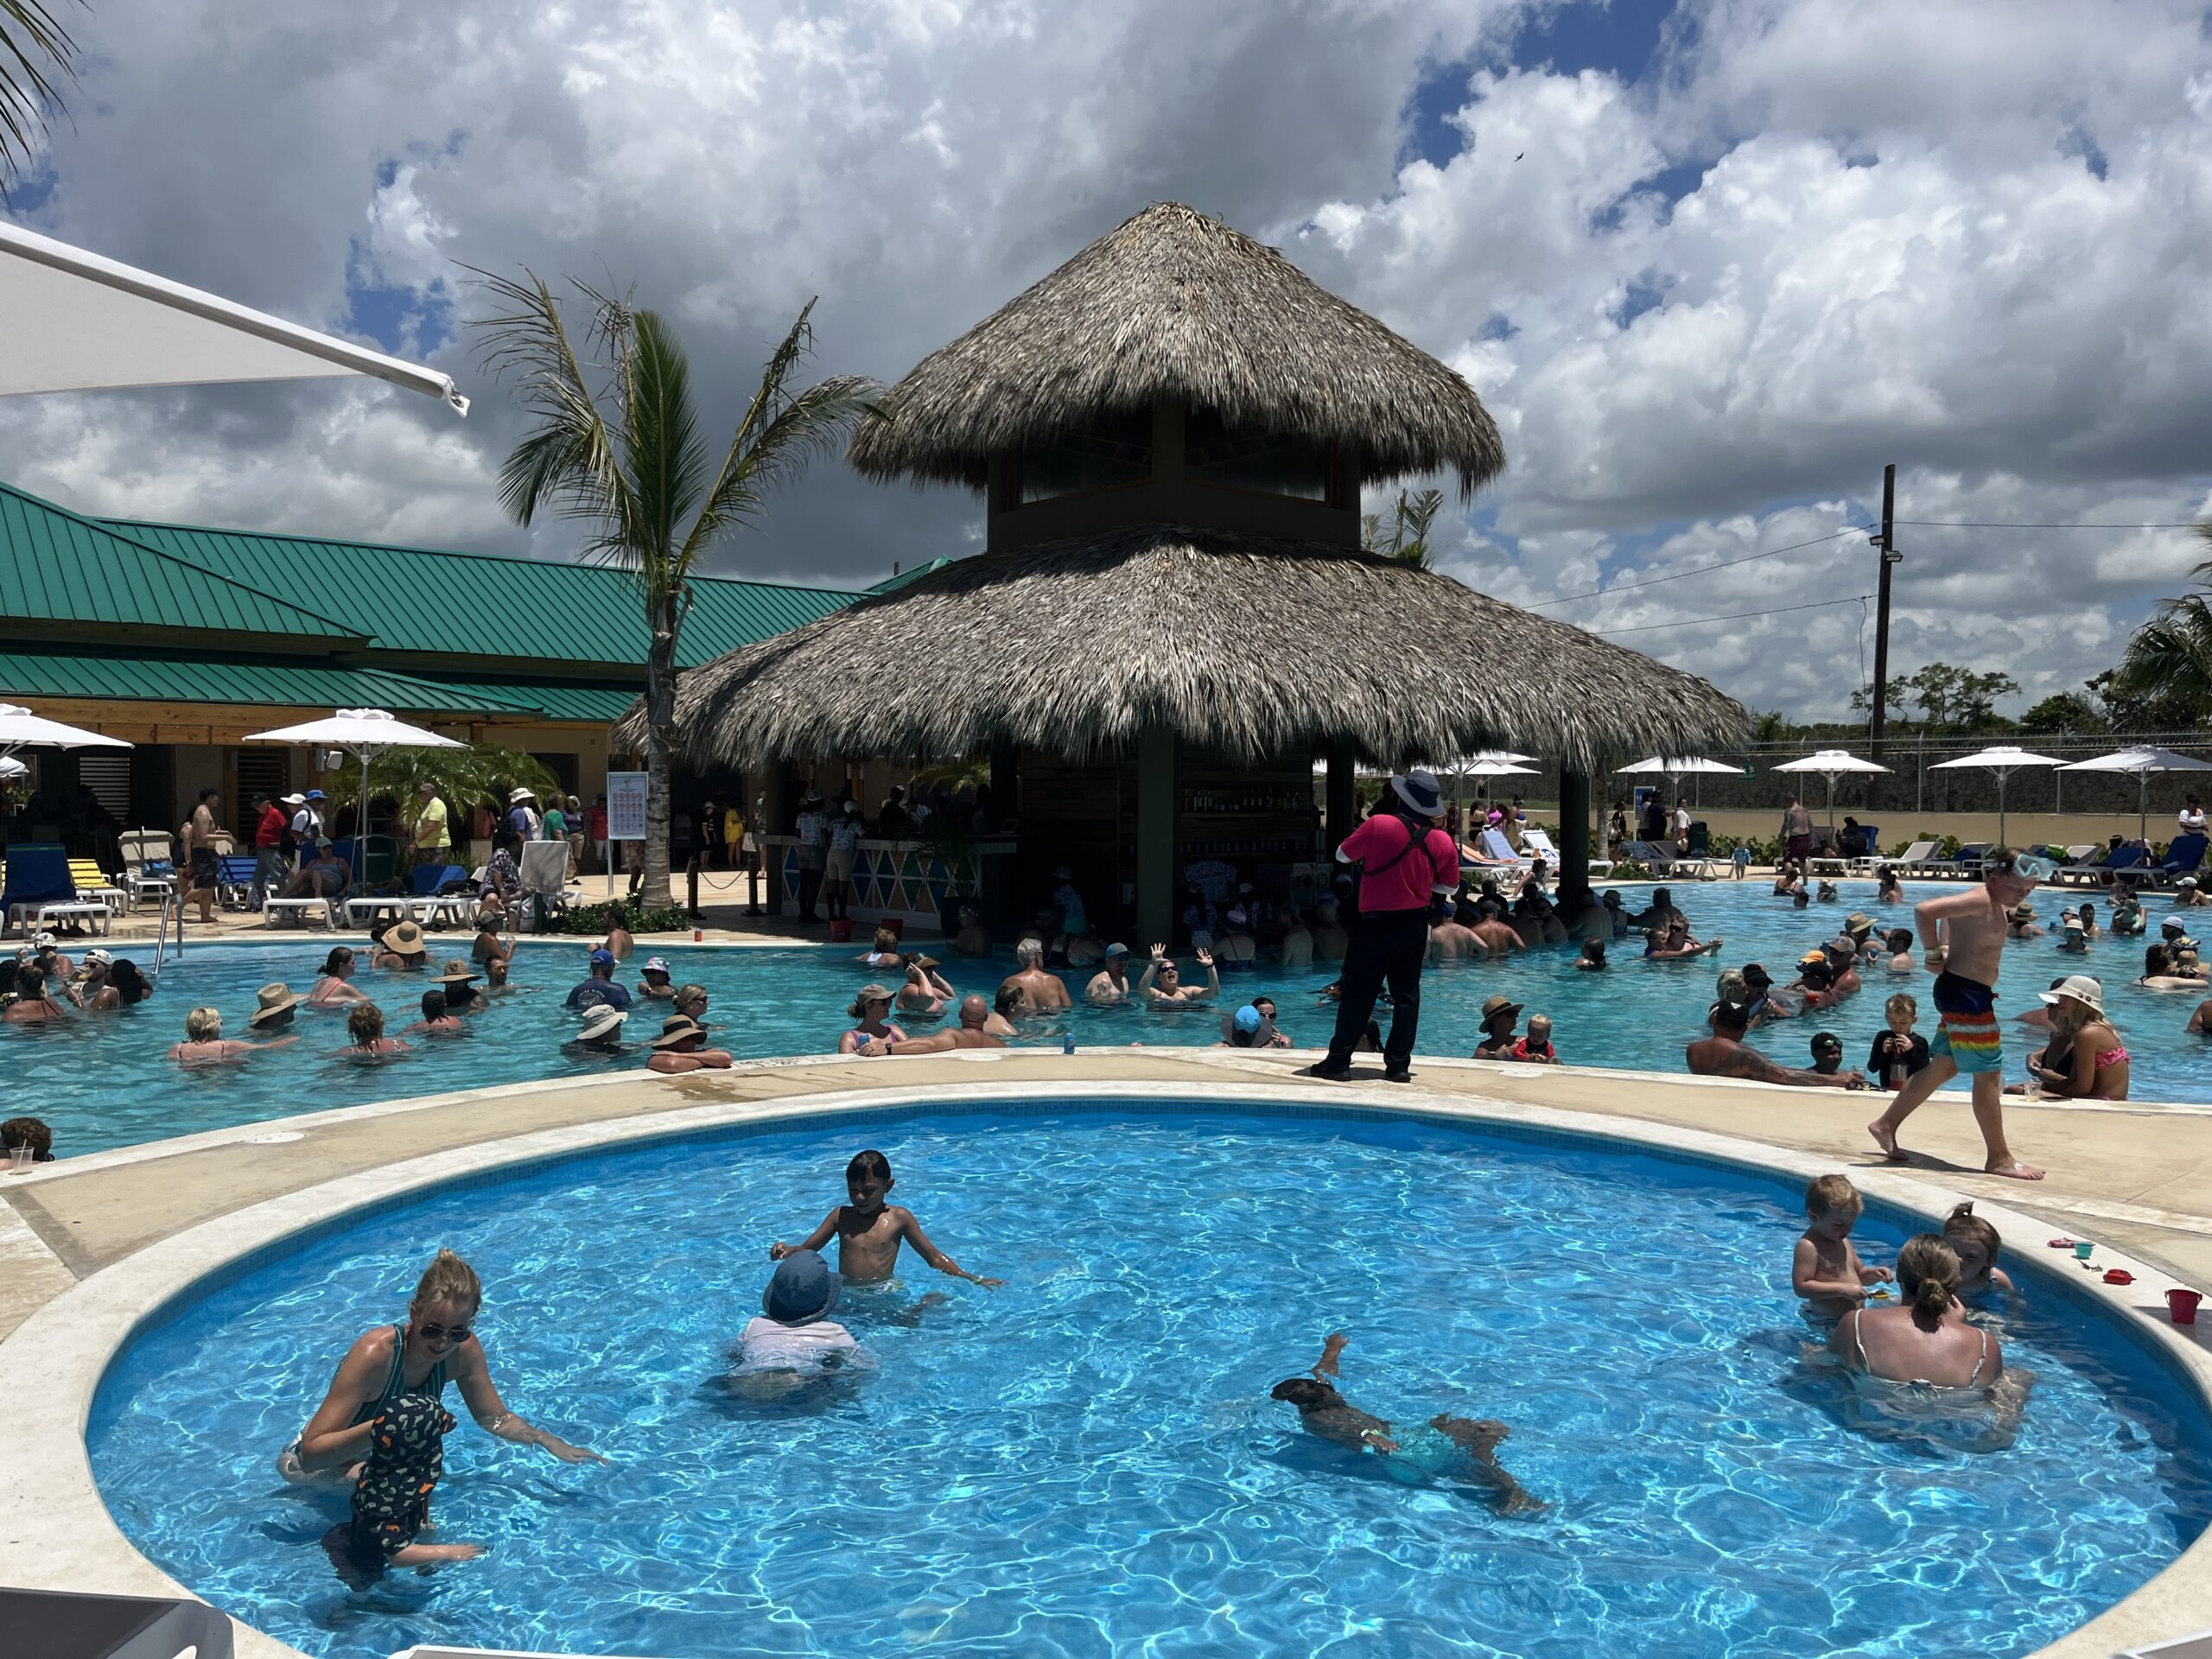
left=250, top=792, right=289, bottom=908
left=1306, top=769, right=1460, bottom=1083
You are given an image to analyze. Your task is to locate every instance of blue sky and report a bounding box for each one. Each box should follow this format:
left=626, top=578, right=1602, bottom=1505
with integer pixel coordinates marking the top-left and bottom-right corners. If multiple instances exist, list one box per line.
left=6, top=0, right=2210, bottom=721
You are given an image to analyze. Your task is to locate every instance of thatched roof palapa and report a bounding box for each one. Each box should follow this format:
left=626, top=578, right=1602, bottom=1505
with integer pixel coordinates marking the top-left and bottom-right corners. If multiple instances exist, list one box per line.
left=848, top=202, right=1504, bottom=497
left=632, top=526, right=1745, bottom=774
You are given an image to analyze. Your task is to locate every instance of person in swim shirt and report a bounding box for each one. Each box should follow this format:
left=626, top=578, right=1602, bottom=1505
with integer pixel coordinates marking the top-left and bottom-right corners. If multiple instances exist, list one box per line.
left=282, top=1249, right=603, bottom=1486
left=1270, top=1333, right=1542, bottom=1516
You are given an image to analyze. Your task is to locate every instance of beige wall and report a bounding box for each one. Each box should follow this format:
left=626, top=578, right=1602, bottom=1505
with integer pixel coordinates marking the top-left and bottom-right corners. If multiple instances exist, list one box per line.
left=1653, top=808, right=2188, bottom=855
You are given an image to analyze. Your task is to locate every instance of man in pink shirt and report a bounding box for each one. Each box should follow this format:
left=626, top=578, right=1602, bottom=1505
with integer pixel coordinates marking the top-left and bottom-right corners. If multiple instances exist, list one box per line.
left=1306, top=769, right=1460, bottom=1083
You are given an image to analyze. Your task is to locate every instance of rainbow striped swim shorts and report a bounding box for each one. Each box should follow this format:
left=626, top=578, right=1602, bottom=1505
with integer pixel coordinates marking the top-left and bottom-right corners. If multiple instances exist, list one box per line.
left=1929, top=971, right=2001, bottom=1075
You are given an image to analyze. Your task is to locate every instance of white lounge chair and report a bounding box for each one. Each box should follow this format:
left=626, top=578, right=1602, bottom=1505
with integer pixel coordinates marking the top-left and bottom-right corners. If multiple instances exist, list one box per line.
left=263, top=894, right=336, bottom=930
left=1889, top=839, right=1936, bottom=877
left=118, top=830, right=176, bottom=910
left=1519, top=827, right=1613, bottom=879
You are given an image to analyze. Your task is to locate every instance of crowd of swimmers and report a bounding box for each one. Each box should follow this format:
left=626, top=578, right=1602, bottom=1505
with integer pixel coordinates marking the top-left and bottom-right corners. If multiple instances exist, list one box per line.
left=285, top=1138, right=2051, bottom=1586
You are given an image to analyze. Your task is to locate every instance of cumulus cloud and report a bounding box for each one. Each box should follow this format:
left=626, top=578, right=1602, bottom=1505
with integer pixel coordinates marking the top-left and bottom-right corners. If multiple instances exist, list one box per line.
left=2, top=0, right=2209, bottom=721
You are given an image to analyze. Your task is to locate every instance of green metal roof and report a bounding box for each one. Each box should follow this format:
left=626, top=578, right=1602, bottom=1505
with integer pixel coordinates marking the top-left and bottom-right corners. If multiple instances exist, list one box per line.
left=104, top=516, right=855, bottom=669
left=0, top=648, right=534, bottom=715
left=0, top=482, right=366, bottom=643
left=868, top=556, right=952, bottom=594
left=408, top=679, right=640, bottom=722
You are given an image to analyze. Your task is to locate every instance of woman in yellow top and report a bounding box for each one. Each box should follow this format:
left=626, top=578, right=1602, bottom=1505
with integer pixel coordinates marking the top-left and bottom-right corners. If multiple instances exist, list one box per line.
left=723, top=799, right=745, bottom=869
left=410, top=781, right=450, bottom=867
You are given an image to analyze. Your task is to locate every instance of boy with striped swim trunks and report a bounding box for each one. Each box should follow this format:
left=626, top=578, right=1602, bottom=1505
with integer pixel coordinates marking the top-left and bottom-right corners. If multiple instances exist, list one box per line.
left=1868, top=847, right=2051, bottom=1180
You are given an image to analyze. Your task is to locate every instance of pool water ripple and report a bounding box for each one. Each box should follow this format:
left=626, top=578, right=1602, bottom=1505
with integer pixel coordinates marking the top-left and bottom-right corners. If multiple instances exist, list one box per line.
left=89, top=1109, right=2212, bottom=1659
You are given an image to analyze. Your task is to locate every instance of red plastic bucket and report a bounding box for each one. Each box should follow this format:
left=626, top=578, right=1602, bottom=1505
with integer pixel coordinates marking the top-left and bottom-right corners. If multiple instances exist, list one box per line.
left=883, top=918, right=906, bottom=938
left=2169, top=1287, right=2202, bottom=1325
left=828, top=918, right=854, bottom=943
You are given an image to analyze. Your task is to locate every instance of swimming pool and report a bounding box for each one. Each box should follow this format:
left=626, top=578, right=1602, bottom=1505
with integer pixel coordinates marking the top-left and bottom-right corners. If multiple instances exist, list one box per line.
left=88, top=1105, right=2212, bottom=1658
left=16, top=877, right=2212, bottom=1158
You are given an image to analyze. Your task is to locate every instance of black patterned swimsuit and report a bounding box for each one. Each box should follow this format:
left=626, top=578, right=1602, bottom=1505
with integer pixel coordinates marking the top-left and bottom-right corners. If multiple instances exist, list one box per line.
left=348, top=1393, right=456, bottom=1565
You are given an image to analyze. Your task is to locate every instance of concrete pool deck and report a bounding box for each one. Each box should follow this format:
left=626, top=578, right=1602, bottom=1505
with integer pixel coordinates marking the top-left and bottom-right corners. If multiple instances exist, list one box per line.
left=3, top=1050, right=2209, bottom=1658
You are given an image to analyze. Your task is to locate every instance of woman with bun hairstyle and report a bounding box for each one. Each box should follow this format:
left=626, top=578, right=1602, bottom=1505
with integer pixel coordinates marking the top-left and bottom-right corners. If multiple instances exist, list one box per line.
left=1829, top=1234, right=2004, bottom=1388
left=280, top=1249, right=604, bottom=1484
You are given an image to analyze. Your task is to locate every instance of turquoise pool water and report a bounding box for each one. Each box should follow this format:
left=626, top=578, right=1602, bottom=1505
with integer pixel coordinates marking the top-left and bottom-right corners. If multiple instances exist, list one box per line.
left=90, top=1107, right=2212, bottom=1658
left=16, top=878, right=2212, bottom=1157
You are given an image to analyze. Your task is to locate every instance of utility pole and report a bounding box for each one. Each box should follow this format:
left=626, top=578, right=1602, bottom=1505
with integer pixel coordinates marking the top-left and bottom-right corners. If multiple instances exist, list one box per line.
left=1869, top=462, right=1900, bottom=761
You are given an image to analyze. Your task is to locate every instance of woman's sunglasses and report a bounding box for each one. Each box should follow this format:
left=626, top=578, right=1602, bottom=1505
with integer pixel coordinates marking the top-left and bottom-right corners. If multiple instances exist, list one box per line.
left=416, top=1322, right=474, bottom=1344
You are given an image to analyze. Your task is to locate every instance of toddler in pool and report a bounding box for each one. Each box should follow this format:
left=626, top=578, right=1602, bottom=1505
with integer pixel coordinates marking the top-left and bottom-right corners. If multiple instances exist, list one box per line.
left=1792, top=1173, right=1893, bottom=1320
left=340, top=1394, right=482, bottom=1577
left=1943, top=1201, right=2017, bottom=1299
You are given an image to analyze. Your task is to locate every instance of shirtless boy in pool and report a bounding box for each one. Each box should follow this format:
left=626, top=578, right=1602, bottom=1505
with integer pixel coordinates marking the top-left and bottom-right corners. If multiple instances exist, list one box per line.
left=769, top=1149, right=1004, bottom=1288
left=1867, top=846, right=2048, bottom=1179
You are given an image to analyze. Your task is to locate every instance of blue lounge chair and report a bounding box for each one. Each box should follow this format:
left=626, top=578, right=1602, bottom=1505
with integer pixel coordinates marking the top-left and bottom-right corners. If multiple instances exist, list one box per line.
left=2145, top=833, right=2209, bottom=889
left=1, top=842, right=110, bottom=936
left=2056, top=841, right=2153, bottom=887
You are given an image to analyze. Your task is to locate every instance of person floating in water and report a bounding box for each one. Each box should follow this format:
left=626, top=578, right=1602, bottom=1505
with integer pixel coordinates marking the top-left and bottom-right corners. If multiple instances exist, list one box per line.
left=1268, top=1332, right=1543, bottom=1516
left=769, top=1149, right=1003, bottom=1287
left=729, top=1248, right=868, bottom=1402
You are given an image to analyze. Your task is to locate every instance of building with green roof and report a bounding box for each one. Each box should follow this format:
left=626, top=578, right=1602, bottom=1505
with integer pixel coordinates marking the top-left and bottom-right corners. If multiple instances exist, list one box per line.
left=0, top=477, right=860, bottom=842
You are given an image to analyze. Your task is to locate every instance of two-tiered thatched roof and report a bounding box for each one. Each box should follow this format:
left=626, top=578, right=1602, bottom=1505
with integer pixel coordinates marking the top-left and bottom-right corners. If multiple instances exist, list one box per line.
left=633, top=526, right=1745, bottom=772
left=848, top=202, right=1505, bottom=496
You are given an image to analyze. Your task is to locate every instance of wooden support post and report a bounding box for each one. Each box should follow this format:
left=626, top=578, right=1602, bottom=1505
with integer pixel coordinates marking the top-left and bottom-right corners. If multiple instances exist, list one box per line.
left=1559, top=770, right=1592, bottom=894
left=1325, top=735, right=1357, bottom=852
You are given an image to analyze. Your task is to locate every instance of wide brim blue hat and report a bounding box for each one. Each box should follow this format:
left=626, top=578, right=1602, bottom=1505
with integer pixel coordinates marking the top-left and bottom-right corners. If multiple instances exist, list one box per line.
left=1391, top=770, right=1445, bottom=817
left=764, top=1249, right=841, bottom=1325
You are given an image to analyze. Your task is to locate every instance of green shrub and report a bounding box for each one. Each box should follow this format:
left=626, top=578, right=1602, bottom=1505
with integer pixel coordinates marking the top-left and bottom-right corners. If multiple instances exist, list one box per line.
left=551, top=900, right=694, bottom=936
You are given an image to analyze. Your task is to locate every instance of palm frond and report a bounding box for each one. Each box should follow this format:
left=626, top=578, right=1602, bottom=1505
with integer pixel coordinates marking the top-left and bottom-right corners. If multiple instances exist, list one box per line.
left=677, top=298, right=877, bottom=566
left=620, top=308, right=709, bottom=597
left=465, top=264, right=634, bottom=535
left=0, top=0, right=78, bottom=189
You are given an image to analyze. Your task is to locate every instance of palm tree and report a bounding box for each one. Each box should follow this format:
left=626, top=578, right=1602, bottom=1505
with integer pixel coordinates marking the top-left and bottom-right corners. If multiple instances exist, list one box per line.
left=2109, top=535, right=2212, bottom=729
left=2, top=0, right=78, bottom=188
left=1361, top=486, right=1446, bottom=569
left=472, top=272, right=874, bottom=907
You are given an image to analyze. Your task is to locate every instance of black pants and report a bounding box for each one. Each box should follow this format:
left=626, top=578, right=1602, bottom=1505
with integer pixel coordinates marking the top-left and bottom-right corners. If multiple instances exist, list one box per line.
left=1325, top=907, right=1429, bottom=1068
left=796, top=858, right=824, bottom=919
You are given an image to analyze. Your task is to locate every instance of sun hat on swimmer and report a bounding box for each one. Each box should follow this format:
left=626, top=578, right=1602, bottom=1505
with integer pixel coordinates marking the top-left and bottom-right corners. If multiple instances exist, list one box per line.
left=1480, top=994, right=1522, bottom=1022
left=434, top=960, right=480, bottom=984
left=385, top=921, right=429, bottom=957
left=575, top=1006, right=627, bottom=1042
left=650, top=1015, right=705, bottom=1049
left=248, top=982, right=301, bottom=1026
left=2041, top=975, right=2106, bottom=1015
left=763, top=1248, right=841, bottom=1325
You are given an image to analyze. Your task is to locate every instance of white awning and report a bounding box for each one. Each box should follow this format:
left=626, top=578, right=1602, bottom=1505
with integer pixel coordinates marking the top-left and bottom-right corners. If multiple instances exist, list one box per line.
left=0, top=221, right=467, bottom=413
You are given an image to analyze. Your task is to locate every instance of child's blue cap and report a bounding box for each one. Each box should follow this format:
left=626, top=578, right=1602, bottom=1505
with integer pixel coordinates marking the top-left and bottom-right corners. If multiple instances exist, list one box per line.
left=1234, top=1004, right=1262, bottom=1032
left=764, top=1249, right=842, bottom=1325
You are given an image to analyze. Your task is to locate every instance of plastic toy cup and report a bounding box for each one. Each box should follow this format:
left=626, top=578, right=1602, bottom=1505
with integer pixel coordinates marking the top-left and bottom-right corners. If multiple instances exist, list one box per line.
left=2073, top=1240, right=2095, bottom=1262
left=6, top=1144, right=29, bottom=1173
left=2171, top=1287, right=2203, bottom=1325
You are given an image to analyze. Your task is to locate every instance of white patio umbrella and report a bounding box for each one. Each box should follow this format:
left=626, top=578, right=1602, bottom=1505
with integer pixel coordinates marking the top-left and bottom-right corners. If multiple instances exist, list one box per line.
left=0, top=702, right=133, bottom=762
left=1615, top=754, right=1745, bottom=813
left=0, top=221, right=467, bottom=412
left=1772, top=749, right=1891, bottom=834
left=242, top=709, right=466, bottom=880
left=2056, top=746, right=2212, bottom=842
left=1929, top=745, right=2064, bottom=849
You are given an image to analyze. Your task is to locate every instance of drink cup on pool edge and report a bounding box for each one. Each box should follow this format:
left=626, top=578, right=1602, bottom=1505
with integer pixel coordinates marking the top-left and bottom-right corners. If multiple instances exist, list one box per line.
left=2074, top=1240, right=2095, bottom=1262
left=8, top=1145, right=25, bottom=1173
left=2170, top=1287, right=2202, bottom=1325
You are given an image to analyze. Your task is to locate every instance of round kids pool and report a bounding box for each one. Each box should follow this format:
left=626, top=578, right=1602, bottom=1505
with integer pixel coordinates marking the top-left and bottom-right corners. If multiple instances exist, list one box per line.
left=15, top=878, right=2212, bottom=1158
left=89, top=1105, right=2212, bottom=1659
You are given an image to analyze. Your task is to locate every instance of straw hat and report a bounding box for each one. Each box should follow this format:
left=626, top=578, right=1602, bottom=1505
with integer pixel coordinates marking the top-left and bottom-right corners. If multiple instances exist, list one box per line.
left=2010, top=901, right=2037, bottom=920
left=2040, top=975, right=2106, bottom=1015
left=248, top=982, right=301, bottom=1026
left=1844, top=911, right=1874, bottom=937
left=434, top=959, right=480, bottom=984
left=385, top=921, right=429, bottom=957
left=649, top=1014, right=705, bottom=1050
left=1479, top=994, right=1522, bottom=1024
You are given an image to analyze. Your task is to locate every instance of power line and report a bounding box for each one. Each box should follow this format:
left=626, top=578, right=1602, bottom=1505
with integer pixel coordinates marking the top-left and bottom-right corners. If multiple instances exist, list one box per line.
left=1591, top=594, right=1875, bottom=636
left=1894, top=518, right=2204, bottom=530
left=1527, top=528, right=1866, bottom=609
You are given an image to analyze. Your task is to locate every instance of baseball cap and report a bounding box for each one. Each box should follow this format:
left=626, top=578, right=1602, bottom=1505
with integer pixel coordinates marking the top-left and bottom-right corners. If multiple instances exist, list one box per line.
left=1105, top=943, right=1129, bottom=958
left=588, top=947, right=617, bottom=965
left=1234, top=1004, right=1262, bottom=1033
